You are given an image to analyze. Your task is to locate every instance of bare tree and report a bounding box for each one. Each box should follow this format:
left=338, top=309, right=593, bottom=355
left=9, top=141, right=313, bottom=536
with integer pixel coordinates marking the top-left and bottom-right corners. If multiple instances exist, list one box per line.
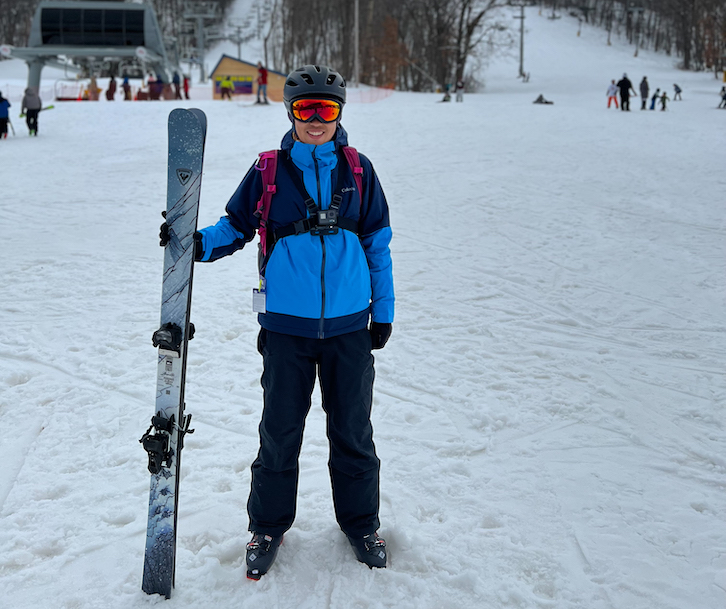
left=452, top=0, right=510, bottom=83
left=544, top=0, right=726, bottom=73
left=0, top=0, right=38, bottom=47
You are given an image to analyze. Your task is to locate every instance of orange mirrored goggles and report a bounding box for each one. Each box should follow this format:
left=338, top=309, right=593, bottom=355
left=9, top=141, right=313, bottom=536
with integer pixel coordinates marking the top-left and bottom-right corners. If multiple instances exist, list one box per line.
left=290, top=98, right=342, bottom=123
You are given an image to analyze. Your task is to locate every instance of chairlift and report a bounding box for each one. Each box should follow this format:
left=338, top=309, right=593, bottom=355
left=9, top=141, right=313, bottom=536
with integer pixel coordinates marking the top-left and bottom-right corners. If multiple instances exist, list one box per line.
left=118, top=59, right=144, bottom=79
left=54, top=77, right=86, bottom=101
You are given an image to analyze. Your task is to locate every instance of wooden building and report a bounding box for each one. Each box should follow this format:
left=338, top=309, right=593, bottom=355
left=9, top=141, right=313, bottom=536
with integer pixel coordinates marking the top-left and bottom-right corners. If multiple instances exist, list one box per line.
left=209, top=55, right=287, bottom=101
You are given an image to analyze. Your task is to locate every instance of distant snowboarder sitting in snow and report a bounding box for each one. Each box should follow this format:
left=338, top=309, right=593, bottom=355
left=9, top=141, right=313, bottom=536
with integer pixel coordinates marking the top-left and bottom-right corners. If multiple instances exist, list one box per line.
left=533, top=94, right=553, bottom=105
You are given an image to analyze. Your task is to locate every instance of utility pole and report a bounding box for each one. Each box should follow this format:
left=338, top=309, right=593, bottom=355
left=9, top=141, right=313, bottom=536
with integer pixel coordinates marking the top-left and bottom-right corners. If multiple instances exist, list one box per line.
left=232, top=25, right=243, bottom=59
left=513, top=3, right=525, bottom=79
left=353, top=0, right=360, bottom=87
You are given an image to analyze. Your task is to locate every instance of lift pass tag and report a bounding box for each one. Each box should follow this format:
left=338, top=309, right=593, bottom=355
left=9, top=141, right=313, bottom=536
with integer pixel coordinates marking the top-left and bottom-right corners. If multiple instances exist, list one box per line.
left=252, top=288, right=266, bottom=313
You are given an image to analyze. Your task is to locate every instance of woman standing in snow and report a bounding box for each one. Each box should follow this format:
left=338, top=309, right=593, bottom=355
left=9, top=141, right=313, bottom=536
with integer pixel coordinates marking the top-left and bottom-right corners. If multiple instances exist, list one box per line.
left=169, top=65, right=394, bottom=579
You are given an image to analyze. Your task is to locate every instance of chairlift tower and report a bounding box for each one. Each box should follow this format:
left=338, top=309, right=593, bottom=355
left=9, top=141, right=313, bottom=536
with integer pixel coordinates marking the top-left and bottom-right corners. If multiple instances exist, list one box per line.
left=0, top=0, right=175, bottom=90
left=182, top=1, right=220, bottom=83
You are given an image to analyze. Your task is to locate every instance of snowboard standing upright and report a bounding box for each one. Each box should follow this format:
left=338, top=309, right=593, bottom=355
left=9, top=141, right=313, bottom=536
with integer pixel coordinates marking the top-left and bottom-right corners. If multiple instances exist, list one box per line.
left=141, top=108, right=207, bottom=598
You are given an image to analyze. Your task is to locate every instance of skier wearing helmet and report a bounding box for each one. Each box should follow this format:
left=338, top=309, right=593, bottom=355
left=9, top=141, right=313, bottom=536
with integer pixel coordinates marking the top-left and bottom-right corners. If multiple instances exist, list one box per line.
left=187, top=65, right=394, bottom=578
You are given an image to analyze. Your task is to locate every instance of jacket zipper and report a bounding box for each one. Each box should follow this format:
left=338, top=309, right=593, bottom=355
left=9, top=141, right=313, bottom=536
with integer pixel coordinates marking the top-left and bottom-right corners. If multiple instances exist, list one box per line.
left=313, top=152, right=326, bottom=338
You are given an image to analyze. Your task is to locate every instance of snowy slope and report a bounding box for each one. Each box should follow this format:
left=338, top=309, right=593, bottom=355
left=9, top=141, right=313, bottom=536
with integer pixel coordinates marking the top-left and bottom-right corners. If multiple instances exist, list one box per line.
left=1, top=11, right=725, bottom=609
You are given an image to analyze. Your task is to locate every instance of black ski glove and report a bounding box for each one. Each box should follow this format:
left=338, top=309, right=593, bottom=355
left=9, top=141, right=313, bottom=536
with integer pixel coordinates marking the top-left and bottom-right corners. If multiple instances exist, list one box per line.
left=159, top=211, right=169, bottom=246
left=159, top=211, right=204, bottom=260
left=193, top=232, right=203, bottom=261
left=369, top=322, right=392, bottom=350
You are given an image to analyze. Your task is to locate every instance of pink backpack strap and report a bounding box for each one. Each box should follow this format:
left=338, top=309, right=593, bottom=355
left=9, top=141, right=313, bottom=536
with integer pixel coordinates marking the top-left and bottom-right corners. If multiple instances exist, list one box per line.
left=341, top=146, right=364, bottom=208
left=253, top=150, right=278, bottom=257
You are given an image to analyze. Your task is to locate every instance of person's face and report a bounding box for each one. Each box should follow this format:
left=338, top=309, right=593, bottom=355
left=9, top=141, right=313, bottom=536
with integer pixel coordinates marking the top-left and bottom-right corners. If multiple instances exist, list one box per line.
left=294, top=118, right=336, bottom=145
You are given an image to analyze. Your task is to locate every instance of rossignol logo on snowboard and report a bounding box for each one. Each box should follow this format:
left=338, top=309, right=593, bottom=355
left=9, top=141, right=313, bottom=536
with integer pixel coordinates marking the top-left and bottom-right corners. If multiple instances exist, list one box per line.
left=177, top=169, right=193, bottom=185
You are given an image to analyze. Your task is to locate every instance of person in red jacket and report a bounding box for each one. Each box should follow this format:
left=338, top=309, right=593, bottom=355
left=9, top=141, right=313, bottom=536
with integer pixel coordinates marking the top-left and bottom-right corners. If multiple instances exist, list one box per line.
left=256, top=62, right=268, bottom=104
left=183, top=74, right=190, bottom=100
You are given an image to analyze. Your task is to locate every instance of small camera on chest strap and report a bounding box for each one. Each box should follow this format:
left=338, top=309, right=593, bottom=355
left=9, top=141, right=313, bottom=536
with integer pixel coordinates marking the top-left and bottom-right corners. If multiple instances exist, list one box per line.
left=311, top=208, right=339, bottom=236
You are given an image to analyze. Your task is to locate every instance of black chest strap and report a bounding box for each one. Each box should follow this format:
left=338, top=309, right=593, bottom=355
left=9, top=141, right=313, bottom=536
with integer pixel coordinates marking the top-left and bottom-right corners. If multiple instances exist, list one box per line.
left=273, top=153, right=359, bottom=242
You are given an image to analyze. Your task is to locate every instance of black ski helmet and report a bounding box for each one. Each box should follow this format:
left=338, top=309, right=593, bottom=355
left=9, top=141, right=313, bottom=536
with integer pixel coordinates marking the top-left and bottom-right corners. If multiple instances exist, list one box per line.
left=283, top=65, right=347, bottom=116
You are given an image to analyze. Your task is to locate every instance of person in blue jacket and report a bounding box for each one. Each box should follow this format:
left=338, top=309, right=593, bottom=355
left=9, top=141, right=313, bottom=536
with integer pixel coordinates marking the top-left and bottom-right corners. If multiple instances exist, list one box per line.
left=0, top=91, right=10, bottom=139
left=192, top=65, right=394, bottom=578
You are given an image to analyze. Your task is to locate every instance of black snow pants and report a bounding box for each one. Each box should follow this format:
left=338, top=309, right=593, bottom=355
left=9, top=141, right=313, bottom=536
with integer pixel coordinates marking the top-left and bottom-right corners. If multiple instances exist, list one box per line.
left=25, top=109, right=39, bottom=134
left=248, top=328, right=380, bottom=539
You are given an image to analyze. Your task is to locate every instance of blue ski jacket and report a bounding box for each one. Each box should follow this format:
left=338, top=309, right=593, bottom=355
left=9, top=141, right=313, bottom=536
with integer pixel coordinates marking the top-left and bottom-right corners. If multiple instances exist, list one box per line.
left=197, top=126, right=394, bottom=339
left=0, top=98, right=10, bottom=119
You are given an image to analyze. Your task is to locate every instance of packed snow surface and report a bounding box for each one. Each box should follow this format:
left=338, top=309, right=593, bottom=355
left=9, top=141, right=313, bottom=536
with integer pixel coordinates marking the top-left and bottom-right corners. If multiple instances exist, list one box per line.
left=1, top=11, right=724, bottom=609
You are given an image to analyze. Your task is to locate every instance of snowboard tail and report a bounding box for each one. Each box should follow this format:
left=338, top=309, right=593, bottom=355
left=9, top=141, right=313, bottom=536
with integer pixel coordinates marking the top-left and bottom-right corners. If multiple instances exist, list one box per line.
left=142, top=108, right=207, bottom=598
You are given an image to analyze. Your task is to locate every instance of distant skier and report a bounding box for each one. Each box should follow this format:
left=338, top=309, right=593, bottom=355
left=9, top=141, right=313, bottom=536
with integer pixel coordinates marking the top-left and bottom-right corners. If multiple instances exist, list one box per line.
left=0, top=90, right=10, bottom=139
left=256, top=62, right=268, bottom=104
left=616, top=73, right=636, bottom=111
left=650, top=88, right=660, bottom=110
left=172, top=72, right=182, bottom=100
left=455, top=79, right=464, bottom=102
left=660, top=90, right=669, bottom=111
left=105, top=76, right=117, bottom=101
left=606, top=80, right=619, bottom=109
left=183, top=74, right=190, bottom=100
left=719, top=86, right=726, bottom=109
left=673, top=83, right=682, bottom=100
left=21, top=87, right=41, bottom=136
left=220, top=76, right=234, bottom=100
left=122, top=76, right=132, bottom=101
left=639, top=76, right=649, bottom=110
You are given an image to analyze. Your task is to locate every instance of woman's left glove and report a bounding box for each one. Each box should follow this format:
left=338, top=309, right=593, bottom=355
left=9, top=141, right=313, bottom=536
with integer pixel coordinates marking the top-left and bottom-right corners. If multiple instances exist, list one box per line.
left=369, top=322, right=392, bottom=350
